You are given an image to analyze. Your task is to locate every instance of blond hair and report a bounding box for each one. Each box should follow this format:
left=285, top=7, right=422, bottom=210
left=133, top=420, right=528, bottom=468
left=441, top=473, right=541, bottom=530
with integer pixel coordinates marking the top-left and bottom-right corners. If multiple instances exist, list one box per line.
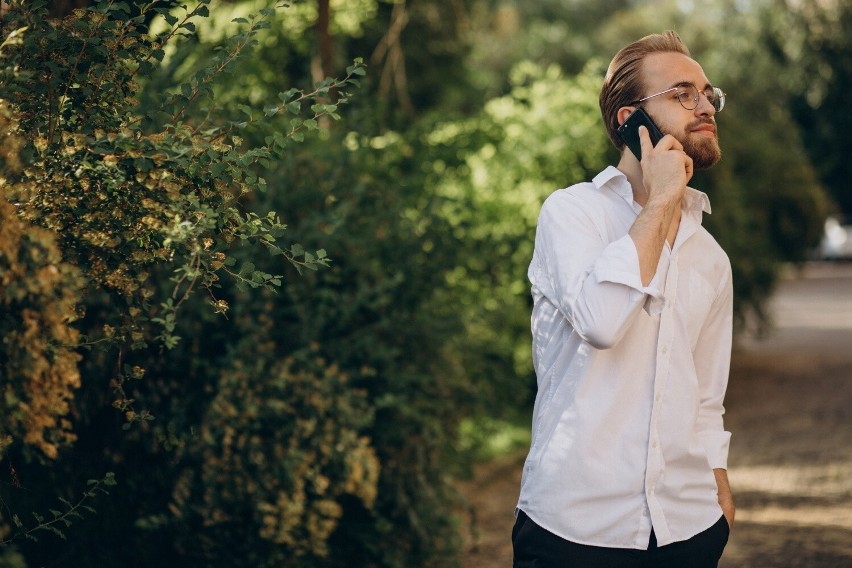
left=599, top=31, right=691, bottom=149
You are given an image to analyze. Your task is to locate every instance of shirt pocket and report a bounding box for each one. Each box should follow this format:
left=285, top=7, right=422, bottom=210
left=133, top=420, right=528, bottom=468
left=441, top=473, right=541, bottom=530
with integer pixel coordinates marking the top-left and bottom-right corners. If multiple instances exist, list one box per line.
left=686, top=270, right=716, bottom=350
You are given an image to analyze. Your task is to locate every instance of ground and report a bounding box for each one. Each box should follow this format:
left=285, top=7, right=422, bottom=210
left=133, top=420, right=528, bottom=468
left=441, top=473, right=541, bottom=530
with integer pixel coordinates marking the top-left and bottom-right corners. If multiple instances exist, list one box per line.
left=458, top=263, right=852, bottom=568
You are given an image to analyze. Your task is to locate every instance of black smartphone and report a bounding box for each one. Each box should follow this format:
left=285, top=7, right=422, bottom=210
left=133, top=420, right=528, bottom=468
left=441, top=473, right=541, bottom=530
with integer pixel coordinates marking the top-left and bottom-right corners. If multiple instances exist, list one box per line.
left=616, top=108, right=664, bottom=161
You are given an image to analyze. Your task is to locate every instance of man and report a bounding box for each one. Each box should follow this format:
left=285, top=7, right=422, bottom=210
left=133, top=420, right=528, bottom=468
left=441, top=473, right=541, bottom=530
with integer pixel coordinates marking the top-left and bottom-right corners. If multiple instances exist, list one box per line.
left=513, top=31, right=735, bottom=567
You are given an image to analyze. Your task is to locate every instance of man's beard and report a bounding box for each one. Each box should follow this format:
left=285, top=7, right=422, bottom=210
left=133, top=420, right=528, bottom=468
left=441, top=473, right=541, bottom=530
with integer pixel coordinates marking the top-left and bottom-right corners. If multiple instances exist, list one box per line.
left=654, top=115, right=722, bottom=170
left=682, top=135, right=721, bottom=170
left=679, top=120, right=721, bottom=170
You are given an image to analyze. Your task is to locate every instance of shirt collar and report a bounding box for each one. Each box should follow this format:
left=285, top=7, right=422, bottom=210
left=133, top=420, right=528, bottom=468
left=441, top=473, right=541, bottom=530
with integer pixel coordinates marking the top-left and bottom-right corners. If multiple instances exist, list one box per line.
left=592, top=165, right=712, bottom=215
left=593, top=166, right=632, bottom=202
left=684, top=187, right=712, bottom=215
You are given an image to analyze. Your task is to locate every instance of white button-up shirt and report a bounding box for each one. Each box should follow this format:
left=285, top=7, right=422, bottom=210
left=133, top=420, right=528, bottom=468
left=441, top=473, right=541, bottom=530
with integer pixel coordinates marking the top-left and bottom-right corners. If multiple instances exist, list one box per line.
left=517, top=166, right=733, bottom=549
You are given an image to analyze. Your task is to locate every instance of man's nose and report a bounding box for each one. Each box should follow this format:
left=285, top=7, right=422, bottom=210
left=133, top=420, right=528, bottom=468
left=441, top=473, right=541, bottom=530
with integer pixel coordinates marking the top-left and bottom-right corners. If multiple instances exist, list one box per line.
left=696, top=92, right=715, bottom=116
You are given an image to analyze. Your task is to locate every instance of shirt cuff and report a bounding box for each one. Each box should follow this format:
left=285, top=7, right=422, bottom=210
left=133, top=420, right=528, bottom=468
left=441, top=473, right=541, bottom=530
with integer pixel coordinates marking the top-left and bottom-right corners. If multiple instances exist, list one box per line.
left=698, top=430, right=732, bottom=470
left=593, top=235, right=663, bottom=299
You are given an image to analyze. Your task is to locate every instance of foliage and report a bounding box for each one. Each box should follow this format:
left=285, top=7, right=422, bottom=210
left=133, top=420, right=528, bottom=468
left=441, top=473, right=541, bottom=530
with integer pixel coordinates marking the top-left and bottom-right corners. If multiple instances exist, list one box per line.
left=240, top=121, right=479, bottom=566
left=166, top=343, right=379, bottom=566
left=466, top=0, right=633, bottom=97
left=763, top=0, right=852, bottom=216
left=0, top=0, right=361, bottom=434
left=3, top=0, right=360, bottom=347
left=0, top=102, right=83, bottom=462
left=1, top=472, right=116, bottom=545
left=128, top=4, right=491, bottom=561
left=0, top=198, right=82, bottom=460
left=1, top=0, right=371, bottom=563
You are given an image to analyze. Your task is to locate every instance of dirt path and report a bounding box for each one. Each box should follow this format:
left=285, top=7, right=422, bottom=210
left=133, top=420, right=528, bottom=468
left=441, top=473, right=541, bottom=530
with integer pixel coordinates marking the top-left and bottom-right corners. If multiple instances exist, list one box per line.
left=459, top=263, right=852, bottom=567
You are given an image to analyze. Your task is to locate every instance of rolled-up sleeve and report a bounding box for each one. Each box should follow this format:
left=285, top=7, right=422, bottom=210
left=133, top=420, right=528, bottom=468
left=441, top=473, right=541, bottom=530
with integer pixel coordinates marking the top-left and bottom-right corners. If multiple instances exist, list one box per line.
left=533, top=192, right=662, bottom=350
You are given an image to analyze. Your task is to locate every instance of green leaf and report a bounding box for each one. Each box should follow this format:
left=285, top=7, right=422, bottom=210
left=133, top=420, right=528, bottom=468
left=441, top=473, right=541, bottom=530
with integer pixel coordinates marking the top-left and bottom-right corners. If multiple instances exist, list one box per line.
left=134, top=157, right=154, bottom=172
left=46, top=526, right=66, bottom=540
left=347, top=58, right=367, bottom=76
left=278, top=88, right=299, bottom=102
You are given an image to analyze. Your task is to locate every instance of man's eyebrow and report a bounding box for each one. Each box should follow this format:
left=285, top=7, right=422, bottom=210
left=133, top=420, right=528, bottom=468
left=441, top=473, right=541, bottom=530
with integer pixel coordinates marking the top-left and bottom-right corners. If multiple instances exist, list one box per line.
left=670, top=80, right=713, bottom=90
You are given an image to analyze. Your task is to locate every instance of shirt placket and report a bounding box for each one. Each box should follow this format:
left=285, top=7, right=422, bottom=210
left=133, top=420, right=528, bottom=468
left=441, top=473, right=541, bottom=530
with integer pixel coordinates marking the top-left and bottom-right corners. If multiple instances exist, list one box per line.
left=644, top=245, right=678, bottom=544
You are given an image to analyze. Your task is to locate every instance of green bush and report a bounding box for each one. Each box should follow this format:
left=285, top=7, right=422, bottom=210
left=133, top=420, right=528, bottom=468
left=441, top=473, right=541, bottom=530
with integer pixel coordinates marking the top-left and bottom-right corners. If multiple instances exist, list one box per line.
left=1, top=0, right=370, bottom=562
left=0, top=102, right=83, bottom=462
left=167, top=343, right=379, bottom=566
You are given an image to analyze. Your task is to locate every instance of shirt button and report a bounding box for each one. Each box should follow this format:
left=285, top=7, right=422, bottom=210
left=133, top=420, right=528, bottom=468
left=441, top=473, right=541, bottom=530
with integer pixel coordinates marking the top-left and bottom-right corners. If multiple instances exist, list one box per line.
left=661, top=346, right=668, bottom=354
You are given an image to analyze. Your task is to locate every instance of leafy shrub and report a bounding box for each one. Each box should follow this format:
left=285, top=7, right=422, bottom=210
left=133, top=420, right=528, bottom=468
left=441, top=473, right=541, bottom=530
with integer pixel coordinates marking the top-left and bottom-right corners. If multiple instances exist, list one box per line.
left=0, top=0, right=369, bottom=560
left=0, top=102, right=83, bottom=461
left=164, top=343, right=379, bottom=566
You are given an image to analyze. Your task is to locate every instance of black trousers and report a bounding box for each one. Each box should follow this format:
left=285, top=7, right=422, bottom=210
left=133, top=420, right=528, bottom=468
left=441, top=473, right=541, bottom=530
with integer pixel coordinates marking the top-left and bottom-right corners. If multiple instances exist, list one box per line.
left=512, top=510, right=729, bottom=568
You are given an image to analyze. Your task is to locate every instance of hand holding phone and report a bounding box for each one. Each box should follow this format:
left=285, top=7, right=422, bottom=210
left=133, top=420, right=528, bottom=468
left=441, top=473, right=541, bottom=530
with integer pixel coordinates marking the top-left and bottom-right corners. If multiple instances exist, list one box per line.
left=616, top=108, right=664, bottom=161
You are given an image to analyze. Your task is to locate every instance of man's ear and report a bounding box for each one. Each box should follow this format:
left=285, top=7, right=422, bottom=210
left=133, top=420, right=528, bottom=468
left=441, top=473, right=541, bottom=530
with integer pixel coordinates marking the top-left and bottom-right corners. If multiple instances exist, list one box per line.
left=616, top=106, right=637, bottom=127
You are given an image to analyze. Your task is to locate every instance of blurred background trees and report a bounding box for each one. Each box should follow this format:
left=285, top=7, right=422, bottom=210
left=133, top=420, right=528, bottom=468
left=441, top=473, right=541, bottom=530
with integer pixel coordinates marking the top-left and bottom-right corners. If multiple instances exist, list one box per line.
left=0, top=0, right=843, bottom=566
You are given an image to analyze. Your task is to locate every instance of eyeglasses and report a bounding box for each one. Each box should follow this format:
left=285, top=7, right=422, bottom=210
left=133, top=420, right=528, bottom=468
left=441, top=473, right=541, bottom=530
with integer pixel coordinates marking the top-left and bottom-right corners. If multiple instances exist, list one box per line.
left=630, top=84, right=726, bottom=112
